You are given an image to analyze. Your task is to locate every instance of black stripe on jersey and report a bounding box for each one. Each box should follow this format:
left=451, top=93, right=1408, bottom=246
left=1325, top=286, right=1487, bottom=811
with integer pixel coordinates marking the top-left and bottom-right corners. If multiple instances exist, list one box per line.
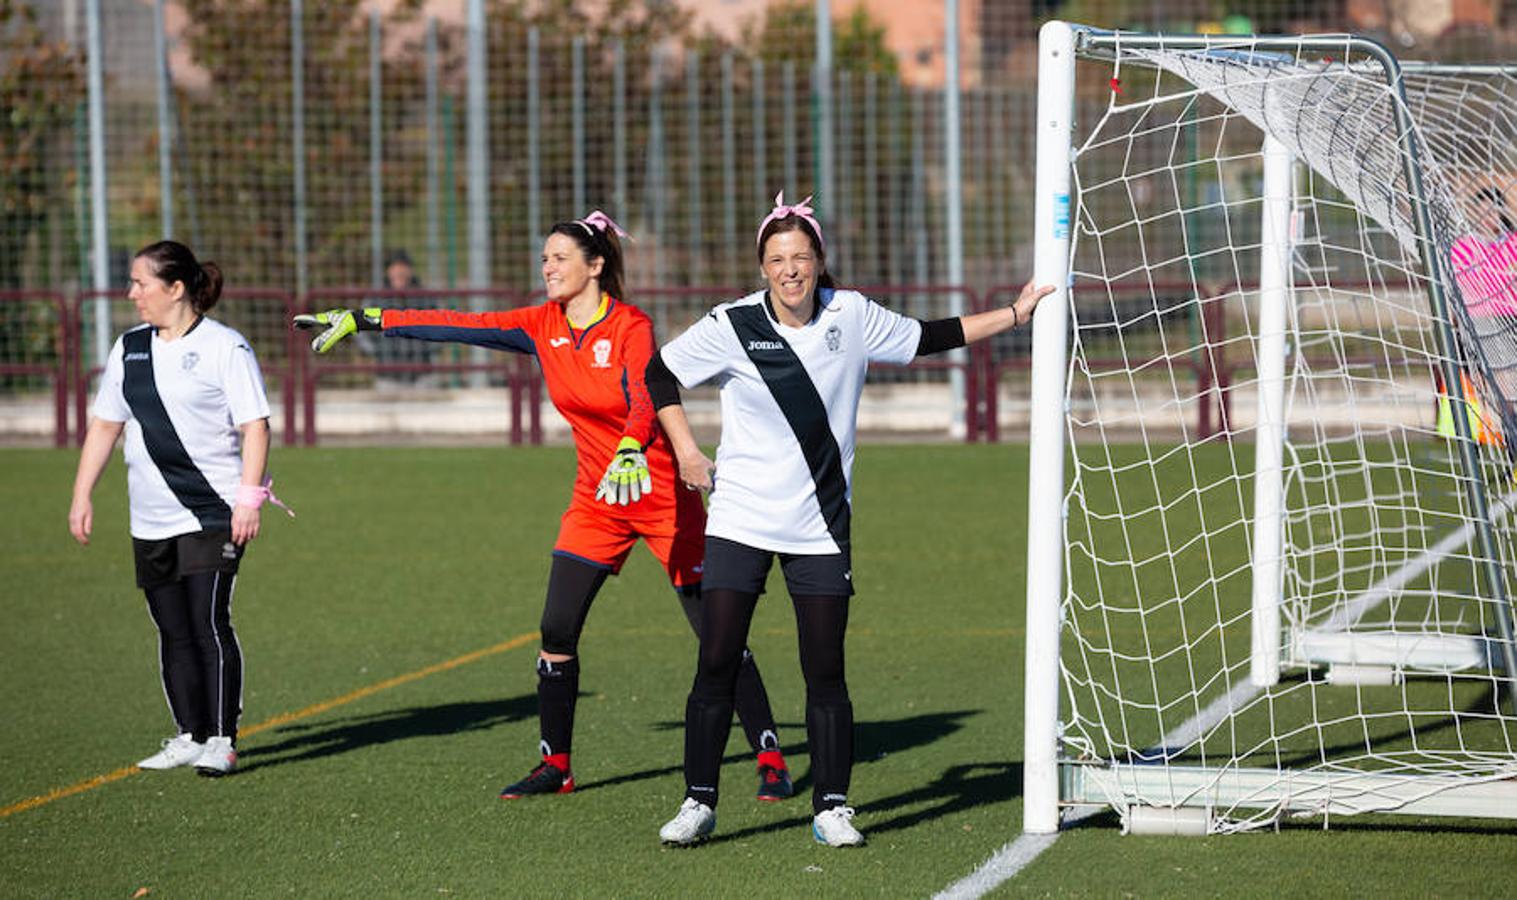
left=121, top=328, right=232, bottom=530
left=727, top=304, right=851, bottom=551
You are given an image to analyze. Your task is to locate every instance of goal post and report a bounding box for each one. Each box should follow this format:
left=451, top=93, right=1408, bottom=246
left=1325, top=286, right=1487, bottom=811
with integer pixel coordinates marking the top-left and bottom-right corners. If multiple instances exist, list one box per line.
left=1023, top=23, right=1517, bottom=835
left=1021, top=18, right=1077, bottom=837
left=1248, top=132, right=1292, bottom=690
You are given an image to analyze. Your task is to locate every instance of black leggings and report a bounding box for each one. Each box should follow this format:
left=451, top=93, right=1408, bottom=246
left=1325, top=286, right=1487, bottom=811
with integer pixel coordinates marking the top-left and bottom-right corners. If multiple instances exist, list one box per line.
left=685, top=589, right=851, bottom=813
left=533, top=555, right=781, bottom=756
left=143, top=570, right=243, bottom=742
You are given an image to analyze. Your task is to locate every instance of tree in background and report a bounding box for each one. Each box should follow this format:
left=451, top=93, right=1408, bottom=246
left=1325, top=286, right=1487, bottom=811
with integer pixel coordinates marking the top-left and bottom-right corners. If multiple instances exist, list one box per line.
left=0, top=0, right=84, bottom=289
left=740, top=0, right=898, bottom=77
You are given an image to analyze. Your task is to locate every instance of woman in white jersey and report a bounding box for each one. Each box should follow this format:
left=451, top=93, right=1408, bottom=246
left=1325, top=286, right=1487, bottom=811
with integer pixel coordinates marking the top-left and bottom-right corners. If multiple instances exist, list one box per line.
left=646, top=193, right=1054, bottom=846
left=69, top=240, right=280, bottom=778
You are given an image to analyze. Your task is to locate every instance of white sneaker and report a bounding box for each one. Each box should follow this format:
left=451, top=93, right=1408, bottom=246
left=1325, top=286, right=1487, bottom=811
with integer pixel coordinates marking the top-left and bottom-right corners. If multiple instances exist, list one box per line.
left=193, top=736, right=237, bottom=777
left=137, top=733, right=204, bottom=770
left=659, top=798, right=716, bottom=845
left=812, top=806, right=865, bottom=847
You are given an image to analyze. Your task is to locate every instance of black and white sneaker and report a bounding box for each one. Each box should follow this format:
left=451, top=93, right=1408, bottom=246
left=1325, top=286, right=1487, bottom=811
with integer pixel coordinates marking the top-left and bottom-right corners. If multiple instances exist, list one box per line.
left=499, top=761, right=574, bottom=799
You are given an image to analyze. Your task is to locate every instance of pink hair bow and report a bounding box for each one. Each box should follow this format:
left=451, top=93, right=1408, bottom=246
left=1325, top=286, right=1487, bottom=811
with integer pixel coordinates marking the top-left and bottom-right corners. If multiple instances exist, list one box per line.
left=756, top=191, right=825, bottom=253
left=576, top=210, right=632, bottom=240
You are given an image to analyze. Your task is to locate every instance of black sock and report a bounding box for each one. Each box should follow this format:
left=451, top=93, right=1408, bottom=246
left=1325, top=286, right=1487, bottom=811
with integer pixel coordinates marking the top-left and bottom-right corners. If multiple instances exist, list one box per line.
left=683, top=691, right=732, bottom=809
left=734, top=649, right=782, bottom=754
left=792, top=593, right=852, bottom=813
left=806, top=696, right=854, bottom=813
left=536, top=656, right=579, bottom=760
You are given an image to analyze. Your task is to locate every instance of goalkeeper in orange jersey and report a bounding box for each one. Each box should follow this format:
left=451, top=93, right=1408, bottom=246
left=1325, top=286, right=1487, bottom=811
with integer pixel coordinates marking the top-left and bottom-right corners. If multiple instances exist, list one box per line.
left=295, top=212, right=792, bottom=801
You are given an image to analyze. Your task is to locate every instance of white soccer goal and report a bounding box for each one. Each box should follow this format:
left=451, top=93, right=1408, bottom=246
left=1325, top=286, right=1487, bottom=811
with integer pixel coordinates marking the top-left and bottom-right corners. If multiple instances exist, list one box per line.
left=1023, top=22, right=1517, bottom=835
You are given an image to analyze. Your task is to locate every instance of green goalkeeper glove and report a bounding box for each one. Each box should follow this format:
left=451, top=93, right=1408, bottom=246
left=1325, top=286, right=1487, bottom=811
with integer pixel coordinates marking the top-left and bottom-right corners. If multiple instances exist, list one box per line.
left=292, top=307, right=383, bottom=353
left=595, top=436, right=653, bottom=506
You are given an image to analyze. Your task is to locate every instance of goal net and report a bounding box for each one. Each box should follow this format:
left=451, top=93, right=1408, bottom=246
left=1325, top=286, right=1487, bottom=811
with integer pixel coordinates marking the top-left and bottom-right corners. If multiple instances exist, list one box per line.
left=1023, top=23, right=1517, bottom=835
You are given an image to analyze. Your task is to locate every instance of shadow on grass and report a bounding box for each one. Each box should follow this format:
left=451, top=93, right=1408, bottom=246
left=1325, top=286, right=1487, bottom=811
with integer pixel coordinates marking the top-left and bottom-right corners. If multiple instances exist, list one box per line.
left=237, top=695, right=537, bottom=772
left=577, top=709, right=982, bottom=796
left=703, top=758, right=1021, bottom=845
left=583, top=709, right=995, bottom=839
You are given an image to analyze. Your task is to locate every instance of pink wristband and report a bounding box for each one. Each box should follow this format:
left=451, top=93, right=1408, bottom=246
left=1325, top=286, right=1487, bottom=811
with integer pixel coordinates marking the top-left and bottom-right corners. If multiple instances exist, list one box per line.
left=237, top=484, right=269, bottom=509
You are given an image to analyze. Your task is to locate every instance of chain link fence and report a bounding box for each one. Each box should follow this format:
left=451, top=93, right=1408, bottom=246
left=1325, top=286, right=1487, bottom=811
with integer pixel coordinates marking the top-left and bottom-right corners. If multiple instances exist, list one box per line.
left=3, top=0, right=1512, bottom=444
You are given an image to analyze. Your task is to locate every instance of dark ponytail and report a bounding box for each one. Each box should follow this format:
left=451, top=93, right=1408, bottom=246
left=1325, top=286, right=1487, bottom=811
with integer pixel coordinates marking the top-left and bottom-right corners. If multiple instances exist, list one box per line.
left=549, top=221, right=626, bottom=302
left=135, top=240, right=224, bottom=314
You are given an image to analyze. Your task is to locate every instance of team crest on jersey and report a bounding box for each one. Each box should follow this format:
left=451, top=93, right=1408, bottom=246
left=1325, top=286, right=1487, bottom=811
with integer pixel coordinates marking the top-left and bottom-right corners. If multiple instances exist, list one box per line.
left=182, top=351, right=200, bottom=371
left=592, top=338, right=612, bottom=368
left=825, top=324, right=842, bottom=353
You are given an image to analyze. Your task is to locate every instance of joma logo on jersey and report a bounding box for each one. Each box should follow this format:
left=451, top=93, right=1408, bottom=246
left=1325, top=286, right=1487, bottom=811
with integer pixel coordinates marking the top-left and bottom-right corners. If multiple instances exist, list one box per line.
left=746, top=339, right=785, bottom=351
left=124, top=352, right=150, bottom=362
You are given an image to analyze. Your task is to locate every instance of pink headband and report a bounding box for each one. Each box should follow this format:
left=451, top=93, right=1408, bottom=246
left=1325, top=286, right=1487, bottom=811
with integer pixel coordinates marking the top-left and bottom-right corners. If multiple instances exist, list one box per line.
left=575, top=210, right=632, bottom=240
left=756, top=191, right=825, bottom=254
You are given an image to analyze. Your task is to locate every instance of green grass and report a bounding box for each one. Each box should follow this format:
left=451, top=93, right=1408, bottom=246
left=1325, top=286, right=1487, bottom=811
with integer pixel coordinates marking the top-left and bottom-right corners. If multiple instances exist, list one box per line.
left=1, top=446, right=1513, bottom=897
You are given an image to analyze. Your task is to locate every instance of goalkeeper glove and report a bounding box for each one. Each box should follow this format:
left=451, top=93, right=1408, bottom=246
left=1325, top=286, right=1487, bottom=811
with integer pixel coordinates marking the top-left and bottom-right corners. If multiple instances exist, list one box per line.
left=595, top=436, right=653, bottom=506
left=292, top=307, right=383, bottom=353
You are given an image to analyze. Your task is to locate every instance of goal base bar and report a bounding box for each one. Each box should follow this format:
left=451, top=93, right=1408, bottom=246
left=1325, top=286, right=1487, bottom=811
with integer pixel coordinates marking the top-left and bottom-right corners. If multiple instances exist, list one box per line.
left=1291, top=628, right=1505, bottom=673
left=1061, top=761, right=1517, bottom=822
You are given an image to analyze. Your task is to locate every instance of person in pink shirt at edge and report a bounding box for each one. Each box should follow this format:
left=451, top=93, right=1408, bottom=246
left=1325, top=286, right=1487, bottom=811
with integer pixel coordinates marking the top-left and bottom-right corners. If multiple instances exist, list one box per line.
left=1449, top=185, right=1517, bottom=318
left=1441, top=184, right=1517, bottom=444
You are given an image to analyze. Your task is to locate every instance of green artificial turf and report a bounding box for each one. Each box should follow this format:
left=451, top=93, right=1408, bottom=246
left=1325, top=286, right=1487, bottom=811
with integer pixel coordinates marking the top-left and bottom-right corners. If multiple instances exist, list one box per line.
left=1, top=445, right=1512, bottom=898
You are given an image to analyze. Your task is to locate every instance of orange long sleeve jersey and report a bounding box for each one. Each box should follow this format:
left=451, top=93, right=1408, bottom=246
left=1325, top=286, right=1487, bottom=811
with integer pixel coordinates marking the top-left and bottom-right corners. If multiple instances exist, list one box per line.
left=382, top=300, right=667, bottom=504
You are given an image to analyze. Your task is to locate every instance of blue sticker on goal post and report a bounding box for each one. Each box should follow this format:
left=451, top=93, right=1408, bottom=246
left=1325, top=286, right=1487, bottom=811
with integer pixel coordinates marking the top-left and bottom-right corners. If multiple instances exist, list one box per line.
left=1053, top=192, right=1070, bottom=240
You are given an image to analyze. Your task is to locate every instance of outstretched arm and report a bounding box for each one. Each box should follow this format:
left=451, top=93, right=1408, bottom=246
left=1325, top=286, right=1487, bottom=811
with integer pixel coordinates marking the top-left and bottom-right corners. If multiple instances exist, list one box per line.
left=962, top=280, right=1057, bottom=344
left=294, top=306, right=537, bottom=354
left=915, top=279, right=1056, bottom=356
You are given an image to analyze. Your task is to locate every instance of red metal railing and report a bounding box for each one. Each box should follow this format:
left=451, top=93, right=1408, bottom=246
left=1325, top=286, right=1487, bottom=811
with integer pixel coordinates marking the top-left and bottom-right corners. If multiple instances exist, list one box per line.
left=12, top=284, right=990, bottom=446
left=979, top=281, right=1233, bottom=443
left=0, top=291, right=71, bottom=447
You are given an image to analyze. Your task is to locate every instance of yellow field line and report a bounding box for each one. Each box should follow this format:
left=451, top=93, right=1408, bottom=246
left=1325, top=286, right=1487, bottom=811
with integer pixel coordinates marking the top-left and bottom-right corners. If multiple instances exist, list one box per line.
left=1, top=631, right=539, bottom=819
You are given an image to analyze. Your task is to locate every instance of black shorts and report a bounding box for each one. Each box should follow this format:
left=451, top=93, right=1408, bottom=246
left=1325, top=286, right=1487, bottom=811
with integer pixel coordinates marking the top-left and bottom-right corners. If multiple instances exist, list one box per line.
left=701, top=536, right=854, bottom=596
left=132, top=531, right=245, bottom=589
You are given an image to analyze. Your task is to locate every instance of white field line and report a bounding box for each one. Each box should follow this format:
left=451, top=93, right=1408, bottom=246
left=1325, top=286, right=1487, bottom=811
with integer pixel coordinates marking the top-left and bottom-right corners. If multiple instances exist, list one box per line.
left=932, top=678, right=1258, bottom=899
left=937, top=487, right=1517, bottom=897
left=1321, top=488, right=1517, bottom=632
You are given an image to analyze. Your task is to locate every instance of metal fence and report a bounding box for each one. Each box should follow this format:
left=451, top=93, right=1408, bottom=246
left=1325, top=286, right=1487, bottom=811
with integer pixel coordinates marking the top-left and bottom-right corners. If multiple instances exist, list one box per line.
left=5, top=284, right=1005, bottom=445
left=4, top=0, right=1512, bottom=444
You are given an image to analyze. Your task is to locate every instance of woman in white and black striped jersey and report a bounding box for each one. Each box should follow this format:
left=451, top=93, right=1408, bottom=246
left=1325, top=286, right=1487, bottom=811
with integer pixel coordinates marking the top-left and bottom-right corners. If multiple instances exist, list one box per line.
left=69, top=240, right=281, bottom=777
left=648, top=193, right=1054, bottom=847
